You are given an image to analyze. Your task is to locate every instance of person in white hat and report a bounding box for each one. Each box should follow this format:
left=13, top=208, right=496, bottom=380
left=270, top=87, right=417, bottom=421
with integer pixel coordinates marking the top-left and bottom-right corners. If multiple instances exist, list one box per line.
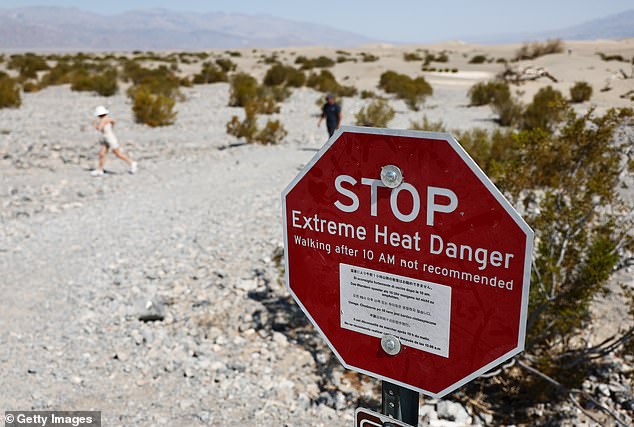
left=91, top=105, right=137, bottom=176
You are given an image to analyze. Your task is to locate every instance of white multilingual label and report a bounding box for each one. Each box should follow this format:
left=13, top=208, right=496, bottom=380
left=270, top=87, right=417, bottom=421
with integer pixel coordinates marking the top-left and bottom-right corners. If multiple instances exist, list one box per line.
left=340, top=263, right=451, bottom=358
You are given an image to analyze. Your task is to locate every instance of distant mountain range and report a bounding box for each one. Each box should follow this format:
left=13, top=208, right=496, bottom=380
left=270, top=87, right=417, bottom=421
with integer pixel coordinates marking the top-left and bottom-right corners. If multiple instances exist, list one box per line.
left=467, top=9, right=634, bottom=44
left=0, top=7, right=632, bottom=51
left=0, top=7, right=374, bottom=50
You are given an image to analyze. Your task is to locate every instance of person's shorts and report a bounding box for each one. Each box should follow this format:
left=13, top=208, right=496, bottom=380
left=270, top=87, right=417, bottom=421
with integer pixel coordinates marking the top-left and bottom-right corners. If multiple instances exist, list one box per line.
left=99, top=136, right=119, bottom=149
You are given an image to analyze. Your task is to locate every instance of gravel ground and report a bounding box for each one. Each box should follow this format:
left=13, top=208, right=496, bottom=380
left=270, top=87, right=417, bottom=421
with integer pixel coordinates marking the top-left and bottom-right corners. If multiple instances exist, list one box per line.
left=0, top=82, right=631, bottom=426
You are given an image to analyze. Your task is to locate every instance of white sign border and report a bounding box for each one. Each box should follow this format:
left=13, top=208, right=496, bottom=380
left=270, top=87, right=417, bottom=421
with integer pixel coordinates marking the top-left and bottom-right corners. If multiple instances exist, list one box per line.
left=282, top=126, right=534, bottom=398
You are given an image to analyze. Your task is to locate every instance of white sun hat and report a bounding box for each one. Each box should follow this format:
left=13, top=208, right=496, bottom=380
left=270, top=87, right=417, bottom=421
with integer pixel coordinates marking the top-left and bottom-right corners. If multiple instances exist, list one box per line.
left=94, top=105, right=109, bottom=116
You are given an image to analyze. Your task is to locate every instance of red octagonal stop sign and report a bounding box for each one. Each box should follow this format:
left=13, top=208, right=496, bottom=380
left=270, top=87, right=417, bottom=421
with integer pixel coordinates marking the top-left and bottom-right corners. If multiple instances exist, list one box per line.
left=282, top=126, right=533, bottom=398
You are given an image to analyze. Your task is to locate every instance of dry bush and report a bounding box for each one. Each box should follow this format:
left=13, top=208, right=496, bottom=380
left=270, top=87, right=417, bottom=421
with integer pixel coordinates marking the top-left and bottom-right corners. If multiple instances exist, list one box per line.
left=215, top=58, right=237, bottom=72
left=378, top=70, right=432, bottom=110
left=468, top=54, right=488, bottom=64
left=355, top=99, right=395, bottom=127
left=295, top=55, right=335, bottom=70
left=306, top=70, right=357, bottom=97
left=514, top=39, right=564, bottom=60
left=228, top=73, right=259, bottom=107
left=0, top=73, right=21, bottom=109
left=131, top=87, right=177, bottom=127
left=123, top=61, right=182, bottom=98
left=39, top=61, right=75, bottom=87
left=493, top=98, right=524, bottom=127
left=521, top=86, right=567, bottom=131
left=409, top=115, right=446, bottom=132
left=360, top=52, right=379, bottom=62
left=569, top=81, right=593, bottom=103
left=8, top=53, right=49, bottom=79
left=423, top=51, right=449, bottom=65
left=225, top=51, right=242, bottom=57
left=255, top=119, right=287, bottom=145
left=596, top=52, right=627, bottom=62
left=468, top=80, right=511, bottom=106
left=403, top=52, right=422, bottom=62
left=193, top=62, right=228, bottom=84
left=263, top=64, right=305, bottom=87
left=70, top=68, right=118, bottom=96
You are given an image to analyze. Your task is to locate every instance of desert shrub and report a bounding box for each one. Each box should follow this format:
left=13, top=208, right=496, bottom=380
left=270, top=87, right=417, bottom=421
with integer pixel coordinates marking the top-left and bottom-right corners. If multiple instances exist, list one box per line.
left=360, top=52, right=379, bottom=62
left=70, top=68, right=118, bottom=96
left=378, top=70, right=432, bottom=110
left=306, top=70, right=357, bottom=97
left=355, top=99, right=395, bottom=127
left=123, top=62, right=182, bottom=98
left=409, top=115, right=446, bottom=132
left=597, top=52, right=626, bottom=62
left=255, top=119, right=287, bottom=145
left=496, top=57, right=507, bottom=63
left=226, top=102, right=287, bottom=144
left=295, top=55, right=335, bottom=69
left=263, top=64, right=305, bottom=87
left=21, top=80, right=40, bottom=93
left=522, top=86, right=566, bottom=131
left=569, top=81, right=592, bottom=103
left=0, top=75, right=21, bottom=109
left=468, top=80, right=511, bottom=106
left=468, top=54, right=488, bottom=64
left=226, top=102, right=258, bottom=142
left=424, top=51, right=449, bottom=65
left=192, top=62, right=228, bottom=84
left=215, top=58, right=237, bottom=72
left=8, top=53, right=49, bottom=79
left=403, top=52, right=422, bottom=61
left=492, top=97, right=524, bottom=127
left=335, top=50, right=350, bottom=56
left=225, top=51, right=242, bottom=57
left=514, top=39, right=564, bottom=60
left=131, top=87, right=177, bottom=127
left=228, top=72, right=259, bottom=107
left=360, top=90, right=377, bottom=99
left=228, top=72, right=283, bottom=114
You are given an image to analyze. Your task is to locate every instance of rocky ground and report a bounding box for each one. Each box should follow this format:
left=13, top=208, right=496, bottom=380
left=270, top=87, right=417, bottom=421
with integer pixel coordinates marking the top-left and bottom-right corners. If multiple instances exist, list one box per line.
left=0, top=72, right=632, bottom=426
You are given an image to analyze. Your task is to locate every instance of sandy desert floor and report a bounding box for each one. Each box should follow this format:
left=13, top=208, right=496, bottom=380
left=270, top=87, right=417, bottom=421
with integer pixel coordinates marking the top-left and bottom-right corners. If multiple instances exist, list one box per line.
left=0, top=39, right=633, bottom=426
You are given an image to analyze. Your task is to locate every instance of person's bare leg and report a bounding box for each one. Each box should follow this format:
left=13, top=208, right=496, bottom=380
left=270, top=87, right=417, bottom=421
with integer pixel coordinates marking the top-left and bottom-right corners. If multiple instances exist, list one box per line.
left=111, top=148, right=133, bottom=166
left=98, top=145, right=108, bottom=170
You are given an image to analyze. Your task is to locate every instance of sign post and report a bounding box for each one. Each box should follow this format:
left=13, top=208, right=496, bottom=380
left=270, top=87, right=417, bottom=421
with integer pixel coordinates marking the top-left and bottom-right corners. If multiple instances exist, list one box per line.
left=283, top=127, right=533, bottom=423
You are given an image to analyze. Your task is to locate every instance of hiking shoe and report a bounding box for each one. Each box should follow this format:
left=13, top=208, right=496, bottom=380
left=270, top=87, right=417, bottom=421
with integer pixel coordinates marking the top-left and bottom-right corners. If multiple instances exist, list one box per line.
left=91, top=169, right=104, bottom=177
left=129, top=161, right=138, bottom=174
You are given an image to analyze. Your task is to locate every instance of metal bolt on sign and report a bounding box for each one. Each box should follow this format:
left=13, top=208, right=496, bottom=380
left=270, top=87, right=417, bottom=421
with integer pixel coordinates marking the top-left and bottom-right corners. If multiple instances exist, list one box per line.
left=381, top=335, right=401, bottom=356
left=380, top=165, right=403, bottom=188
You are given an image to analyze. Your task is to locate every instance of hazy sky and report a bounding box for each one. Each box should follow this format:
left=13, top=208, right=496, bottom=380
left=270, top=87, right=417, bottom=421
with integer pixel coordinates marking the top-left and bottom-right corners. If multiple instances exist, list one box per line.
left=2, top=1, right=632, bottom=42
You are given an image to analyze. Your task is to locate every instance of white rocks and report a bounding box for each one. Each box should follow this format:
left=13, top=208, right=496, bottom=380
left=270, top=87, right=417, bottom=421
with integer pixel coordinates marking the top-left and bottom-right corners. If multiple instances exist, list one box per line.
left=436, top=400, right=471, bottom=424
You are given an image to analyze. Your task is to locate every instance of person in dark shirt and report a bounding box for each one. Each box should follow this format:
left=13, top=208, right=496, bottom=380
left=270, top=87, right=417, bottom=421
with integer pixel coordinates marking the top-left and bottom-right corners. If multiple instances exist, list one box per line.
left=318, top=94, right=341, bottom=138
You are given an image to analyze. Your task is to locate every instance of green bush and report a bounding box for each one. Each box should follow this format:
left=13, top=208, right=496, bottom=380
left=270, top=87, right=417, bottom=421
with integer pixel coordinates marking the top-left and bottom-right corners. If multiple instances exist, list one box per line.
left=123, top=62, right=182, bottom=98
left=492, top=98, right=524, bottom=127
left=0, top=74, right=21, bottom=109
left=306, top=70, right=357, bottom=97
left=569, top=81, right=592, bottom=103
left=225, top=51, right=242, bottom=57
left=522, top=86, right=566, bottom=131
left=468, top=54, right=488, bottom=64
left=228, top=72, right=259, bottom=107
left=131, top=87, right=177, bottom=127
left=409, top=115, right=446, bottom=132
left=360, top=90, right=377, bottom=99
left=255, top=119, right=287, bottom=145
left=215, top=58, right=237, bottom=72
left=424, top=51, right=449, bottom=65
left=355, top=99, right=395, bottom=127
left=514, top=39, right=564, bottom=60
left=226, top=102, right=287, bottom=144
left=70, top=68, right=118, bottom=96
left=468, top=80, right=511, bottom=106
left=378, top=70, right=432, bottom=110
left=360, top=52, right=379, bottom=62
left=295, top=55, right=335, bottom=69
left=403, top=52, right=422, bottom=62
left=263, top=64, right=305, bottom=87
left=8, top=53, right=49, bottom=79
left=226, top=103, right=258, bottom=142
left=192, top=62, right=228, bottom=84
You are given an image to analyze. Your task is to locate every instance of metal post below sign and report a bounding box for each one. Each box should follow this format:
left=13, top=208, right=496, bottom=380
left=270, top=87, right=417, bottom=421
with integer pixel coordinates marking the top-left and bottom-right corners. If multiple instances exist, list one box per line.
left=382, top=381, right=419, bottom=426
